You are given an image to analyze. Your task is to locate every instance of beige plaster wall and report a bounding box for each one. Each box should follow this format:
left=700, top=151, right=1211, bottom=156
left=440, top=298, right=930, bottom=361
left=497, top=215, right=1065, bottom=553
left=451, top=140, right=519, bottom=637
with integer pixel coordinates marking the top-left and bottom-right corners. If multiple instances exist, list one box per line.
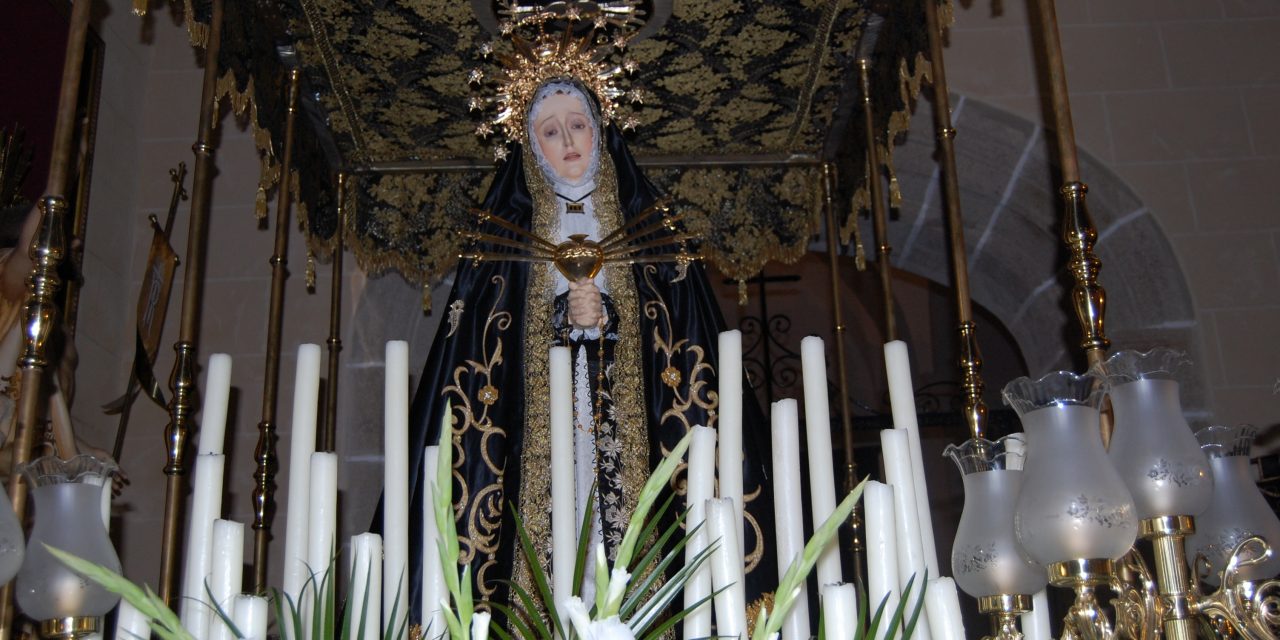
left=944, top=1, right=1280, bottom=436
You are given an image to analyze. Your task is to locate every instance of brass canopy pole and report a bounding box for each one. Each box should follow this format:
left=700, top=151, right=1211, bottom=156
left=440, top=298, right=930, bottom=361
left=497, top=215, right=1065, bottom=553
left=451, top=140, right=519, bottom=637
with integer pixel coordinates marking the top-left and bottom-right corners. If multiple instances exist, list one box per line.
left=1030, top=0, right=1109, bottom=369
left=157, top=0, right=224, bottom=606
left=922, top=0, right=987, bottom=441
left=252, top=67, right=302, bottom=593
left=821, top=163, right=865, bottom=584
left=322, top=174, right=347, bottom=453
left=858, top=58, right=897, bottom=343
left=0, top=0, right=93, bottom=634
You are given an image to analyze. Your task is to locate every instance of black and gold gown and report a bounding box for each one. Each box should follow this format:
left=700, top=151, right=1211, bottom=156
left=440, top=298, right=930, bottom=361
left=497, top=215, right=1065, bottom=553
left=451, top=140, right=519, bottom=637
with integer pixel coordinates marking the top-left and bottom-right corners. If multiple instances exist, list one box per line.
left=379, top=119, right=778, bottom=632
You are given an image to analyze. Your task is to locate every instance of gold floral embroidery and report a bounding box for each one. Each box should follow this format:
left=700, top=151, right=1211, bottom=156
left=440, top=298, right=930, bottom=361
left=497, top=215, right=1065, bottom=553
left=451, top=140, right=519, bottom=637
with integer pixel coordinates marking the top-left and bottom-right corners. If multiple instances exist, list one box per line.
left=441, top=274, right=512, bottom=599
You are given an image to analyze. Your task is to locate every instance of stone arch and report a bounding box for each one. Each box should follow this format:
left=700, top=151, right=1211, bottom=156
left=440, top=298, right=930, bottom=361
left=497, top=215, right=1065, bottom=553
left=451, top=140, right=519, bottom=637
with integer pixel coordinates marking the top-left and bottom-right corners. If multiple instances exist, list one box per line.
left=864, top=94, right=1206, bottom=414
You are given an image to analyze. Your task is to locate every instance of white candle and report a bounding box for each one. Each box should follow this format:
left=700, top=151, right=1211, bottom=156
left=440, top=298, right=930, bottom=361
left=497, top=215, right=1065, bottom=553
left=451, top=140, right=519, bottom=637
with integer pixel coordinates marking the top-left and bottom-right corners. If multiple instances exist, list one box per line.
left=549, top=346, right=576, bottom=611
left=770, top=399, right=810, bottom=640
left=865, top=481, right=900, bottom=639
left=232, top=595, right=270, bottom=640
left=884, top=341, right=940, bottom=579
left=925, top=577, right=966, bottom=640
left=800, top=336, right=842, bottom=589
left=880, top=429, right=933, bottom=602
left=198, top=353, right=233, bottom=455
left=1022, top=589, right=1052, bottom=640
left=717, top=330, right=744, bottom=552
left=421, top=445, right=447, bottom=637
left=683, top=426, right=716, bottom=638
left=179, top=453, right=225, bottom=638
left=706, top=498, right=746, bottom=638
left=114, top=600, right=151, bottom=640
left=208, top=519, right=245, bottom=640
left=821, top=583, right=858, bottom=640
left=351, top=533, right=384, bottom=640
left=308, top=453, right=339, bottom=582
left=283, top=344, right=322, bottom=609
left=384, top=340, right=411, bottom=639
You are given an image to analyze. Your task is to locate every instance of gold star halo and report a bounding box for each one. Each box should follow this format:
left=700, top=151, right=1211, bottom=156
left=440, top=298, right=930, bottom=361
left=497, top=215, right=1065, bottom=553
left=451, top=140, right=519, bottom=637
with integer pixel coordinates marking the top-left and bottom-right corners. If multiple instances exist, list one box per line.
left=469, top=0, right=648, bottom=159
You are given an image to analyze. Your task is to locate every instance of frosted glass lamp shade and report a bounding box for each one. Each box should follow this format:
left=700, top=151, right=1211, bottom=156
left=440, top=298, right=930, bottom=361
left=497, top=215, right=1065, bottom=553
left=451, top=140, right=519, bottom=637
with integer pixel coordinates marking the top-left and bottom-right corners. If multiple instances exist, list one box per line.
left=0, top=485, right=25, bottom=587
left=14, top=455, right=122, bottom=621
left=1095, top=349, right=1212, bottom=520
left=1005, top=372, right=1138, bottom=566
left=1187, top=425, right=1280, bottom=585
left=945, top=436, right=1046, bottom=598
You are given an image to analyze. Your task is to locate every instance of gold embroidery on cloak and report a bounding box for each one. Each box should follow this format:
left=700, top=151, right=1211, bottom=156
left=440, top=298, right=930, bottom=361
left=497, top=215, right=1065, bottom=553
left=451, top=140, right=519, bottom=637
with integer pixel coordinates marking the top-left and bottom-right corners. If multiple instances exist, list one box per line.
left=441, top=274, right=512, bottom=600
left=639, top=265, right=765, bottom=573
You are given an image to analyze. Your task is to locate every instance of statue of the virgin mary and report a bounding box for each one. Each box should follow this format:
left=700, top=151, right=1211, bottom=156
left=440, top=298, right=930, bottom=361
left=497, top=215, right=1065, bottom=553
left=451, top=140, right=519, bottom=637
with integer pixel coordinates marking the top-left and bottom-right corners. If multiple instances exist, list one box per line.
left=385, top=26, right=779, bottom=629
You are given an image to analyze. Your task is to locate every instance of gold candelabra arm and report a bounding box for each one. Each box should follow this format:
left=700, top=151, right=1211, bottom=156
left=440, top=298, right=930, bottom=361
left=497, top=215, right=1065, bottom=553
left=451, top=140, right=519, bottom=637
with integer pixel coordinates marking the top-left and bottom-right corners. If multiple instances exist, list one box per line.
left=1111, top=548, right=1162, bottom=640
left=1194, top=537, right=1280, bottom=638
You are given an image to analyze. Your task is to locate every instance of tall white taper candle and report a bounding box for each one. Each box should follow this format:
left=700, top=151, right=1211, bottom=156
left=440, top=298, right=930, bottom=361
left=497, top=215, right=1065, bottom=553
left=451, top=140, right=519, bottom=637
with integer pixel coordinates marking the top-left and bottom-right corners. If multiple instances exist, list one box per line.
left=1022, top=589, right=1052, bottom=640
left=770, top=399, right=810, bottom=640
left=308, top=453, right=339, bottom=581
left=114, top=600, right=151, bottom=640
left=232, top=595, right=270, bottom=640
left=208, top=520, right=245, bottom=640
left=925, top=577, right=967, bottom=640
left=384, top=340, right=410, bottom=639
left=351, top=533, right=384, bottom=640
left=549, top=346, right=576, bottom=613
left=707, top=498, right=747, bottom=639
left=800, top=336, right=842, bottom=588
left=180, top=453, right=226, bottom=638
left=283, top=344, right=322, bottom=611
left=865, top=481, right=901, bottom=640
left=422, top=445, right=447, bottom=636
left=683, top=426, right=716, bottom=638
left=884, top=341, right=940, bottom=578
left=198, top=353, right=233, bottom=455
left=717, top=330, right=744, bottom=552
left=881, top=428, right=933, bottom=639
left=822, top=583, right=858, bottom=640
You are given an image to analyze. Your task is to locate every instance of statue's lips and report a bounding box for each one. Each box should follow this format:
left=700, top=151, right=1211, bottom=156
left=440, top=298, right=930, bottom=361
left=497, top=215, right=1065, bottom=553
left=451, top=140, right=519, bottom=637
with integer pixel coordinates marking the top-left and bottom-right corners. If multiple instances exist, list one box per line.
left=563, top=152, right=581, bottom=162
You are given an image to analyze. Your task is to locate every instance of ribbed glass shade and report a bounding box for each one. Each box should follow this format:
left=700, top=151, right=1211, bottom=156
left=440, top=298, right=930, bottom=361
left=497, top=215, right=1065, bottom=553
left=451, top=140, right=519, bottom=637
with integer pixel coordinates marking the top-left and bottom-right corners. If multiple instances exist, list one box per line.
left=1094, top=349, right=1212, bottom=520
left=1187, top=425, right=1280, bottom=585
left=945, top=435, right=1047, bottom=598
left=1005, top=371, right=1138, bottom=565
left=14, top=455, right=121, bottom=621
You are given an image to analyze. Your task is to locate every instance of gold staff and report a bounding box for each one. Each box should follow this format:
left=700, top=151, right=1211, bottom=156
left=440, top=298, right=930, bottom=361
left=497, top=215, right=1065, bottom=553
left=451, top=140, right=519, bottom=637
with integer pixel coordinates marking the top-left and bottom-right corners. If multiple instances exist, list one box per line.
left=922, top=0, right=987, bottom=442
left=322, top=173, right=347, bottom=452
left=865, top=55, right=896, bottom=343
left=157, top=0, right=225, bottom=605
left=0, top=0, right=94, bottom=633
left=252, top=67, right=302, bottom=593
left=1029, top=0, right=1108, bottom=371
left=820, top=163, right=864, bottom=584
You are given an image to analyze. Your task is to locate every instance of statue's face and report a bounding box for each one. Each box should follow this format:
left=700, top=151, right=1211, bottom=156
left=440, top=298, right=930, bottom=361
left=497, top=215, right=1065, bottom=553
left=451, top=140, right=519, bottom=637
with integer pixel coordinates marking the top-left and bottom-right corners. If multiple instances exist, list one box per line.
left=531, top=92, right=595, bottom=183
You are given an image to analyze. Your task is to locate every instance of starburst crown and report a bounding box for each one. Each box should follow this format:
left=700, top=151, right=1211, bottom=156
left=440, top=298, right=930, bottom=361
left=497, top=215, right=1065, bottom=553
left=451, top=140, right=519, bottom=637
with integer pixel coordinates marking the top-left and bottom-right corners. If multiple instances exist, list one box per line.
left=469, top=0, right=648, bottom=160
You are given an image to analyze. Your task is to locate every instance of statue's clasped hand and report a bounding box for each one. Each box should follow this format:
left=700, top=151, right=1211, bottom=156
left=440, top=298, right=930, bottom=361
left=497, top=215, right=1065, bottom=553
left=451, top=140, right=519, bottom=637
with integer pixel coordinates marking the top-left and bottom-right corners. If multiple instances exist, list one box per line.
left=567, top=278, right=605, bottom=330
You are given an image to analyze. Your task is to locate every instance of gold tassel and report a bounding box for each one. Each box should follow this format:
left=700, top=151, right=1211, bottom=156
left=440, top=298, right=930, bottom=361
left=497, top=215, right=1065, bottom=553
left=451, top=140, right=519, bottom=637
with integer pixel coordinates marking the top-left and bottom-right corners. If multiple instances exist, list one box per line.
left=132, top=0, right=148, bottom=16
left=305, top=251, right=316, bottom=292
left=737, top=279, right=748, bottom=306
left=255, top=185, right=268, bottom=220
left=889, top=173, right=903, bottom=208
left=851, top=211, right=868, bottom=272
left=422, top=283, right=432, bottom=315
